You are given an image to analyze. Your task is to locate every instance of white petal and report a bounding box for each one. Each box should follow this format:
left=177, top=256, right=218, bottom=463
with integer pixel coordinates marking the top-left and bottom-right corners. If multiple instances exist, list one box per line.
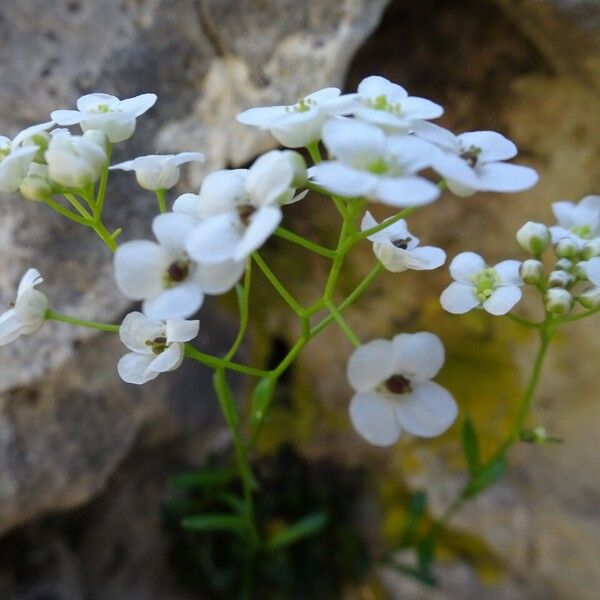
left=360, top=211, right=382, bottom=240
left=310, top=162, right=377, bottom=198
left=347, top=339, right=397, bottom=393
left=440, top=282, right=480, bottom=314
left=322, top=118, right=385, bottom=163
left=408, top=246, right=446, bottom=270
left=50, top=109, right=86, bottom=126
left=11, top=121, right=54, bottom=148
left=549, top=225, right=574, bottom=244
left=172, top=192, right=202, bottom=217
left=552, top=201, right=575, bottom=228
left=16, top=268, right=43, bottom=298
left=195, top=260, right=245, bottom=294
left=198, top=169, right=247, bottom=212
left=374, top=176, right=440, bottom=207
left=80, top=113, right=136, bottom=143
left=586, top=257, right=600, bottom=286
left=185, top=212, right=242, bottom=263
left=119, top=311, right=164, bottom=353
left=270, top=108, right=324, bottom=148
left=579, top=195, right=600, bottom=212
left=77, top=93, right=119, bottom=112
left=117, top=93, right=157, bottom=117
left=236, top=105, right=288, bottom=127
left=142, top=283, right=204, bottom=320
left=246, top=151, right=293, bottom=206
left=0, top=147, right=37, bottom=192
left=118, top=352, right=157, bottom=385
left=458, top=131, right=517, bottom=162
left=411, top=121, right=458, bottom=152
left=166, top=319, right=200, bottom=343
left=373, top=244, right=425, bottom=272
left=151, top=212, right=196, bottom=253
left=483, top=286, right=522, bottom=315
left=475, top=162, right=538, bottom=193
left=233, top=205, right=281, bottom=260
left=305, top=87, right=342, bottom=103
left=449, top=252, right=485, bottom=283
left=110, top=159, right=136, bottom=172
left=401, top=96, right=444, bottom=120
left=349, top=392, right=401, bottom=447
left=495, top=260, right=522, bottom=286
left=14, top=290, right=48, bottom=326
left=114, top=240, right=166, bottom=300
left=446, top=179, right=477, bottom=197
left=358, top=76, right=407, bottom=101
left=146, top=342, right=183, bottom=374
left=0, top=309, right=26, bottom=345
left=431, top=153, right=479, bottom=189
left=171, top=151, right=204, bottom=167
left=396, top=382, right=457, bottom=437
left=391, top=332, right=445, bottom=382
left=353, top=107, right=411, bottom=130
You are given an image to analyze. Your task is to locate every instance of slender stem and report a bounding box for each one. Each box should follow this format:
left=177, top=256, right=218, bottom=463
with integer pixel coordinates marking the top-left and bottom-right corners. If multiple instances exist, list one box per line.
left=185, top=344, right=269, bottom=378
left=45, top=309, right=119, bottom=332
left=506, top=312, right=540, bottom=329
left=323, top=206, right=355, bottom=300
left=92, top=220, right=117, bottom=252
left=224, top=260, right=252, bottom=362
left=306, top=140, right=322, bottom=165
left=95, top=143, right=112, bottom=218
left=562, top=307, right=600, bottom=323
left=274, top=227, right=335, bottom=258
left=43, top=197, right=89, bottom=226
left=252, top=252, right=305, bottom=316
left=325, top=300, right=361, bottom=347
left=63, top=194, right=92, bottom=219
left=155, top=189, right=167, bottom=214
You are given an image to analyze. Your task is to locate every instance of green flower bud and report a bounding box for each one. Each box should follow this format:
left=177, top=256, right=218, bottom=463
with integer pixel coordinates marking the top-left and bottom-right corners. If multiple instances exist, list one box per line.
left=554, top=258, right=573, bottom=272
left=554, top=237, right=579, bottom=259
left=82, top=129, right=108, bottom=149
left=577, top=286, right=600, bottom=310
left=574, top=261, right=589, bottom=280
left=548, top=270, right=573, bottom=288
left=519, top=259, right=544, bottom=285
left=581, top=239, right=600, bottom=259
left=544, top=287, right=573, bottom=316
left=516, top=221, right=551, bottom=254
left=20, top=174, right=52, bottom=201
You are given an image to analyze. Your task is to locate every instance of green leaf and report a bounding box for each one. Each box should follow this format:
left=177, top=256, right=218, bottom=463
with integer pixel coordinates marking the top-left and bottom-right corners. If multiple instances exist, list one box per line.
left=464, top=453, right=507, bottom=499
left=398, top=491, right=427, bottom=547
left=213, top=369, right=239, bottom=429
left=168, top=469, right=235, bottom=490
left=266, top=512, right=327, bottom=551
left=461, top=417, right=480, bottom=475
left=250, top=377, right=276, bottom=425
left=182, top=513, right=245, bottom=534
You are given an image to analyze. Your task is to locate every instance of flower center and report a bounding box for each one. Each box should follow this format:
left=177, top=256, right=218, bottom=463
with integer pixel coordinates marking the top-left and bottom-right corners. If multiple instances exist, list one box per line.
left=237, top=204, right=256, bottom=226
left=166, top=259, right=190, bottom=284
left=96, top=103, right=111, bottom=113
left=460, top=145, right=481, bottom=168
left=146, top=336, right=167, bottom=355
left=384, top=374, right=412, bottom=395
left=287, top=97, right=314, bottom=113
left=472, top=267, right=499, bottom=301
left=392, top=236, right=412, bottom=250
left=366, top=157, right=390, bottom=175
left=365, top=94, right=402, bottom=115
left=570, top=224, right=592, bottom=239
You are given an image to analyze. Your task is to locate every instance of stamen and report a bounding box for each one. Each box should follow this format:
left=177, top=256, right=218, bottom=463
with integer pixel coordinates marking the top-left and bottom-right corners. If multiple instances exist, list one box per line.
left=384, top=374, right=412, bottom=394
left=238, top=204, right=256, bottom=226
left=392, top=237, right=412, bottom=250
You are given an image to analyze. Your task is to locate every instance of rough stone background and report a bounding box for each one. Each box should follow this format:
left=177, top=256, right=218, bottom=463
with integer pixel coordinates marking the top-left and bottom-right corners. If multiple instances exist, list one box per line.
left=0, top=0, right=599, bottom=598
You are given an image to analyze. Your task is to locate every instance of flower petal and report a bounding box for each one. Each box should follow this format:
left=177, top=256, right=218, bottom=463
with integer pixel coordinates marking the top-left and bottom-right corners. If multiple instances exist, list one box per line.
left=483, top=286, right=522, bottom=315
left=171, top=151, right=204, bottom=167
left=119, top=311, right=164, bottom=353
left=152, top=212, right=196, bottom=253
left=118, top=352, right=157, bottom=385
left=449, top=252, right=485, bottom=283
left=142, top=282, right=204, bottom=320
left=194, top=260, right=245, bottom=294
left=233, top=205, right=281, bottom=260
left=236, top=105, right=288, bottom=127
left=494, top=260, right=522, bottom=286
left=16, top=268, right=43, bottom=298
left=440, top=282, right=480, bottom=314
left=347, top=339, right=397, bottom=393
left=475, top=162, right=538, bottom=193
left=408, top=246, right=446, bottom=270
left=374, top=176, right=440, bottom=207
left=246, top=151, right=293, bottom=206
left=396, top=381, right=457, bottom=437
left=185, top=212, right=242, bottom=263
left=114, top=240, right=166, bottom=300
left=349, top=392, right=401, bottom=447
left=322, top=118, right=385, bottom=163
left=117, top=93, right=157, bottom=117
left=309, top=162, right=377, bottom=198
left=586, top=257, right=600, bottom=286
left=50, top=109, right=86, bottom=126
left=358, top=76, right=408, bottom=102
left=0, top=309, right=26, bottom=345
left=458, top=131, right=517, bottom=162
left=146, top=342, right=183, bottom=374
left=166, top=319, right=200, bottom=343
left=391, top=332, right=445, bottom=382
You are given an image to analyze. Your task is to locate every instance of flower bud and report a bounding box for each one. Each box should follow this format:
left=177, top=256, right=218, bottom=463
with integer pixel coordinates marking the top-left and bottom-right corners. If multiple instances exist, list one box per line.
left=520, top=259, right=544, bottom=285
left=520, top=426, right=562, bottom=444
left=82, top=129, right=109, bottom=149
left=544, top=288, right=573, bottom=316
left=283, top=150, right=307, bottom=187
left=574, top=261, right=589, bottom=280
left=554, top=237, right=579, bottom=259
left=19, top=163, right=52, bottom=201
left=548, top=270, right=573, bottom=288
left=576, top=286, right=600, bottom=309
left=581, top=239, right=600, bottom=259
left=554, top=258, right=573, bottom=272
left=516, top=221, right=551, bottom=254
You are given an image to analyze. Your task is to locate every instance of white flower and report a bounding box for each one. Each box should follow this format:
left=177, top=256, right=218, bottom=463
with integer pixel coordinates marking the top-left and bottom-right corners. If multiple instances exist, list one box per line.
left=114, top=212, right=244, bottom=320
left=110, top=152, right=204, bottom=191
left=414, top=122, right=538, bottom=197
left=549, top=195, right=600, bottom=247
left=361, top=211, right=446, bottom=272
left=440, top=252, right=523, bottom=315
left=0, top=269, right=48, bottom=345
left=117, top=312, right=198, bottom=385
left=345, top=75, right=443, bottom=131
left=0, top=122, right=54, bottom=193
left=584, top=256, right=600, bottom=288
left=45, top=130, right=107, bottom=188
left=51, top=92, right=157, bottom=143
left=236, top=87, right=354, bottom=148
left=347, top=333, right=457, bottom=446
left=181, top=150, right=297, bottom=263
left=309, top=119, right=440, bottom=207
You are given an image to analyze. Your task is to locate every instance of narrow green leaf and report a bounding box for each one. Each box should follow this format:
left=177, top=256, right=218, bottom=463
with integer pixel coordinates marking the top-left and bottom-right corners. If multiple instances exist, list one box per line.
left=462, top=417, right=480, bottom=475
left=464, top=453, right=507, bottom=498
left=213, top=369, right=239, bottom=429
left=266, top=512, right=327, bottom=551
left=168, top=469, right=235, bottom=490
left=182, top=513, right=245, bottom=533
left=398, top=491, right=427, bottom=547
left=250, top=377, right=276, bottom=425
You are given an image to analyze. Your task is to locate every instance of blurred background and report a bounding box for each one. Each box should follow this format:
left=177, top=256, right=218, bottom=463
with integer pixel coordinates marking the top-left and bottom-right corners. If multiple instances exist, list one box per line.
left=0, top=1, right=599, bottom=598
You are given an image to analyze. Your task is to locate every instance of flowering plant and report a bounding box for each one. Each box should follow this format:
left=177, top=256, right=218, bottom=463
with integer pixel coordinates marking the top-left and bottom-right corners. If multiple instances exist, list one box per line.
left=2, top=75, right=598, bottom=594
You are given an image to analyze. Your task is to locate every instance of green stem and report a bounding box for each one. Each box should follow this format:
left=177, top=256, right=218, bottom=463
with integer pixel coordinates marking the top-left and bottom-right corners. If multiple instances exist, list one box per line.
left=325, top=300, right=361, bottom=347
left=224, top=260, right=252, bottom=362
left=95, top=143, right=112, bottom=218
left=506, top=312, right=540, bottom=329
left=274, top=227, right=335, bottom=258
left=252, top=252, right=305, bottom=316
left=562, top=307, right=600, bottom=322
left=45, top=309, right=119, bottom=332
left=155, top=189, right=167, bottom=214
left=63, top=194, right=92, bottom=219
left=306, top=140, right=322, bottom=164
left=91, top=220, right=118, bottom=252
left=185, top=345, right=269, bottom=378
left=43, top=197, right=89, bottom=226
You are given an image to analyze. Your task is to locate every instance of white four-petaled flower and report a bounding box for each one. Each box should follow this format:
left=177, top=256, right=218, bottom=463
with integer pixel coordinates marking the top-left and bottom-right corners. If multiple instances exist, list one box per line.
left=361, top=212, right=446, bottom=272
left=440, top=252, right=523, bottom=315
left=110, top=152, right=204, bottom=191
left=51, top=92, right=157, bottom=143
left=347, top=332, right=457, bottom=446
left=310, top=119, right=440, bottom=207
left=414, top=122, right=538, bottom=197
left=237, top=87, right=354, bottom=148
left=549, top=195, right=600, bottom=247
left=114, top=212, right=244, bottom=320
left=117, top=312, right=198, bottom=385
left=0, top=269, right=48, bottom=345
